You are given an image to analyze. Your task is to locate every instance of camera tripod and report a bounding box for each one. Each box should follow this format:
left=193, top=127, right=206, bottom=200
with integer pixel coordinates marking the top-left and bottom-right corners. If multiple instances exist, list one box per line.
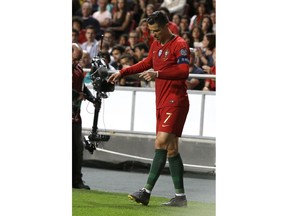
left=84, top=91, right=110, bottom=154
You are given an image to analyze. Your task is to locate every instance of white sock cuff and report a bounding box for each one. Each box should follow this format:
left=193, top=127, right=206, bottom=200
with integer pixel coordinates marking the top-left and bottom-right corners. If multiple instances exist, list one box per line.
left=175, top=193, right=185, bottom=196
left=142, top=188, right=151, bottom=194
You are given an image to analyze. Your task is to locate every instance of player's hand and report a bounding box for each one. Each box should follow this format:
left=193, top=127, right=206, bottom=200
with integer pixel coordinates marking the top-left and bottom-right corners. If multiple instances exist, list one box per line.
left=139, top=69, right=158, bottom=81
left=108, top=72, right=121, bottom=84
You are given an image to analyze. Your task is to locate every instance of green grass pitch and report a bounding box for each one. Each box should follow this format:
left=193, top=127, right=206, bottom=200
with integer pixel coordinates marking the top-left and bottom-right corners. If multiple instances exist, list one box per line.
left=73, top=189, right=215, bottom=216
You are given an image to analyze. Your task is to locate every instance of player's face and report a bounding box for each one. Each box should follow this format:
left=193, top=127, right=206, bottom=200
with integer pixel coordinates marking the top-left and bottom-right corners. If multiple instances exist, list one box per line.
left=148, top=23, right=164, bottom=43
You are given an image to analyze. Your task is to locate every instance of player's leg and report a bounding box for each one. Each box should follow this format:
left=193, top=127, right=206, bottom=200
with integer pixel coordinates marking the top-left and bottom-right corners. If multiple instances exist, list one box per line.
left=162, top=136, right=187, bottom=207
left=144, top=132, right=177, bottom=190
left=128, top=131, right=172, bottom=205
left=160, top=106, right=189, bottom=207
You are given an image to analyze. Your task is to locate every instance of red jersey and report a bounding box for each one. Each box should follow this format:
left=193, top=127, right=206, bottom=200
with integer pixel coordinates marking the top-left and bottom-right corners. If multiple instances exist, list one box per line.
left=120, top=35, right=190, bottom=109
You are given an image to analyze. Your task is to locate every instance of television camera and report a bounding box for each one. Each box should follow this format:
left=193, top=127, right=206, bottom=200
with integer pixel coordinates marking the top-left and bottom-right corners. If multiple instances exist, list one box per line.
left=84, top=48, right=115, bottom=154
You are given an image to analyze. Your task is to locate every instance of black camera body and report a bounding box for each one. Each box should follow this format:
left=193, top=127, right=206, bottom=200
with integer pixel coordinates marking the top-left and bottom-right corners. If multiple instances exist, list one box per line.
left=90, top=55, right=115, bottom=93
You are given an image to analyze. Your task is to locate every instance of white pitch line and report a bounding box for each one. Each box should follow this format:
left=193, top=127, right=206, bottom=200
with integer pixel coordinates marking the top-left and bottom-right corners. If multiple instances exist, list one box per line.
left=96, top=148, right=216, bottom=170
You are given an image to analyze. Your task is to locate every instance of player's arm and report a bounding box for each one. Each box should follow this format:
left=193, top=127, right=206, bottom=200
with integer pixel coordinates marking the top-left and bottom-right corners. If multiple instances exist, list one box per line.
left=108, top=47, right=153, bottom=84
left=120, top=55, right=153, bottom=76
left=107, top=57, right=153, bottom=84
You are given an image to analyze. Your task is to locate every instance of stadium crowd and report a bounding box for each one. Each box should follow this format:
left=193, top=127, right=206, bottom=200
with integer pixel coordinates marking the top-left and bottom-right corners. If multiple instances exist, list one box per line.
left=72, top=0, right=216, bottom=91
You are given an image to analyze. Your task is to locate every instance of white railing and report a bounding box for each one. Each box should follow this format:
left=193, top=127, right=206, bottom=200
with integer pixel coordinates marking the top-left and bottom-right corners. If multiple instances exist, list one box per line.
left=81, top=85, right=216, bottom=140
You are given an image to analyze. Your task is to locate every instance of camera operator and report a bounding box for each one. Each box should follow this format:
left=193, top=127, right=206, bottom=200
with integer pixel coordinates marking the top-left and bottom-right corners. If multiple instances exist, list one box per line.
left=72, top=43, right=96, bottom=190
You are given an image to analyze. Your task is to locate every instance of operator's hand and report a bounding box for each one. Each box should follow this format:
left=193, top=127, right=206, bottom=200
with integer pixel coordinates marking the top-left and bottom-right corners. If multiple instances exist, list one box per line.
left=139, top=69, right=158, bottom=81
left=108, top=71, right=121, bottom=84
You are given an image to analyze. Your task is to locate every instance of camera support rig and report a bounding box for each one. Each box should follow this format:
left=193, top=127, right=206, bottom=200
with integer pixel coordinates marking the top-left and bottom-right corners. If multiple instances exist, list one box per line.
left=83, top=38, right=115, bottom=154
left=84, top=90, right=110, bottom=154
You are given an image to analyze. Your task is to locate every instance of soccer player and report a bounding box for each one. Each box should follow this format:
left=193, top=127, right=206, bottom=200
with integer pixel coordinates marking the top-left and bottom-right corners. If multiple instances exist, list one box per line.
left=108, top=11, right=190, bottom=207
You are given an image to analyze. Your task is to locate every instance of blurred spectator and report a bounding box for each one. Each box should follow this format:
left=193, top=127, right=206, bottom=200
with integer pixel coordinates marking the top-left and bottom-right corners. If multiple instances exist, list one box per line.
left=158, top=7, right=179, bottom=35
left=189, top=2, right=207, bottom=30
left=200, top=15, right=213, bottom=35
left=202, top=48, right=216, bottom=91
left=81, top=1, right=101, bottom=34
left=80, top=25, right=99, bottom=59
left=80, top=50, right=92, bottom=69
left=179, top=15, right=190, bottom=36
left=125, top=46, right=135, bottom=59
left=103, top=29, right=117, bottom=53
left=191, top=26, right=204, bottom=48
left=186, top=51, right=206, bottom=90
left=98, top=50, right=117, bottom=72
left=110, top=44, right=126, bottom=70
left=127, top=30, right=139, bottom=50
left=72, top=28, right=80, bottom=43
left=75, top=0, right=99, bottom=16
left=134, top=42, right=149, bottom=62
left=97, top=40, right=110, bottom=53
left=160, top=0, right=186, bottom=15
left=72, top=16, right=87, bottom=44
left=210, top=10, right=216, bottom=33
left=92, top=0, right=112, bottom=29
left=181, top=31, right=193, bottom=47
left=118, top=54, right=141, bottom=87
left=109, top=0, right=133, bottom=40
left=196, top=33, right=215, bottom=67
left=136, top=18, right=154, bottom=47
left=118, top=33, right=129, bottom=46
left=172, top=13, right=181, bottom=27
left=140, top=3, right=155, bottom=20
left=79, top=50, right=93, bottom=84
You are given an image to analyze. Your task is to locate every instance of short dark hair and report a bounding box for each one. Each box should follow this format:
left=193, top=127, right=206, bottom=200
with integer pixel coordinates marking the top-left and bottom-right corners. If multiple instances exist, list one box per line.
left=147, top=11, right=169, bottom=27
left=111, top=44, right=125, bottom=54
left=85, top=25, right=96, bottom=32
left=134, top=42, right=149, bottom=53
left=72, top=28, right=79, bottom=35
left=158, top=7, right=171, bottom=20
left=119, top=53, right=134, bottom=62
left=72, top=16, right=83, bottom=28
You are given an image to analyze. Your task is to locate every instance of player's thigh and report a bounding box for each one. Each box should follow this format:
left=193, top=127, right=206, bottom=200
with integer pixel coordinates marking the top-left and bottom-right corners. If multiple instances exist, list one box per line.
left=156, top=106, right=189, bottom=137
